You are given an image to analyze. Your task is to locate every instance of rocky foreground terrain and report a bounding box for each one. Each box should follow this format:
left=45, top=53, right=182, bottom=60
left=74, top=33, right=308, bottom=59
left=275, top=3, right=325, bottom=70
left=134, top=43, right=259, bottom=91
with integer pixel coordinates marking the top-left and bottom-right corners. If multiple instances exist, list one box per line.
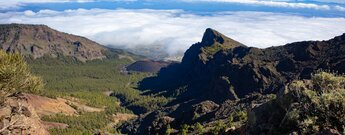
left=0, top=93, right=50, bottom=135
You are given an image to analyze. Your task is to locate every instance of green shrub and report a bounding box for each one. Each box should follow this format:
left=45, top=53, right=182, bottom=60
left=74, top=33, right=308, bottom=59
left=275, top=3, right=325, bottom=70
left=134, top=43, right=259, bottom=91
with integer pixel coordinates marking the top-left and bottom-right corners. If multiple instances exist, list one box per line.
left=181, top=124, right=189, bottom=135
left=235, top=111, right=247, bottom=122
left=311, top=72, right=345, bottom=93
left=0, top=51, right=43, bottom=104
left=279, top=71, right=345, bottom=134
left=227, top=115, right=234, bottom=127
left=165, top=124, right=171, bottom=135
left=210, top=120, right=226, bottom=135
left=194, top=122, right=204, bottom=134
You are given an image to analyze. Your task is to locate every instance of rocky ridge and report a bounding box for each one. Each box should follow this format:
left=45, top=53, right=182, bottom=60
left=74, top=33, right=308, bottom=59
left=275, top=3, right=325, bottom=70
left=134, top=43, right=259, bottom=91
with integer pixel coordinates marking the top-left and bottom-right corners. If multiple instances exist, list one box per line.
left=139, top=28, right=345, bottom=103
left=122, top=28, right=345, bottom=134
left=0, top=24, right=106, bottom=62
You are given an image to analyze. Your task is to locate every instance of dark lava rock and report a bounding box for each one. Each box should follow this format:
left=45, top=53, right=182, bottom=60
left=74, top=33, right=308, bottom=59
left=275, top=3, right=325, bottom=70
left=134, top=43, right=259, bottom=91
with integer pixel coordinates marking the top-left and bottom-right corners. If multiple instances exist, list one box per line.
left=191, top=101, right=219, bottom=121
left=120, top=93, right=275, bottom=135
left=139, top=28, right=345, bottom=104
left=122, top=28, right=345, bottom=135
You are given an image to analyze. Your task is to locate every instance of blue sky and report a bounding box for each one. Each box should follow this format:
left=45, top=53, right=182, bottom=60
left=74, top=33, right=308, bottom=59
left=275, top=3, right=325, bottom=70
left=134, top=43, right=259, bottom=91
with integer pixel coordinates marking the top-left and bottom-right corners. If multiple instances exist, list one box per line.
left=3, top=0, right=345, bottom=17
left=1, top=0, right=345, bottom=58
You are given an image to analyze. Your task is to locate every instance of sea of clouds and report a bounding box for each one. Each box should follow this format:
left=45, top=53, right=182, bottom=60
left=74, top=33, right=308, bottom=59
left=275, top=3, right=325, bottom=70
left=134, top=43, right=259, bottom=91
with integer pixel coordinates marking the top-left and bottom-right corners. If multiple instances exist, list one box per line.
left=1, top=9, right=345, bottom=56
left=1, top=0, right=345, bottom=58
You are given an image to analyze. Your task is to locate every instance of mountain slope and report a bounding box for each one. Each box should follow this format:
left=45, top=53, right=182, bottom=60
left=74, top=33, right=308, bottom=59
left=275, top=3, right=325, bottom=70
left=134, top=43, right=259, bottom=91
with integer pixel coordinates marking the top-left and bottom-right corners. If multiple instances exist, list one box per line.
left=0, top=24, right=107, bottom=62
left=139, top=28, right=345, bottom=104
left=121, top=29, right=345, bottom=134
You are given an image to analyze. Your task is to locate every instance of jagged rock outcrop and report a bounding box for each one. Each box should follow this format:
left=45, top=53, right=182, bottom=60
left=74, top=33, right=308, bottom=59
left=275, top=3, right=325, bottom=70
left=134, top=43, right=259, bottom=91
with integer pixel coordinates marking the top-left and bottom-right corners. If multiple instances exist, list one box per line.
left=139, top=28, right=345, bottom=104
left=245, top=72, right=345, bottom=135
left=120, top=93, right=275, bottom=135
left=0, top=93, right=50, bottom=135
left=0, top=24, right=107, bottom=62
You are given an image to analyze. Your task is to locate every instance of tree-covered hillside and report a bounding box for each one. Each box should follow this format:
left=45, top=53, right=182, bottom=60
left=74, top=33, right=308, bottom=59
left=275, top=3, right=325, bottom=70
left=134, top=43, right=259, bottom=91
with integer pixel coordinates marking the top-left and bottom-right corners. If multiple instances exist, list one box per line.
left=27, top=56, right=169, bottom=134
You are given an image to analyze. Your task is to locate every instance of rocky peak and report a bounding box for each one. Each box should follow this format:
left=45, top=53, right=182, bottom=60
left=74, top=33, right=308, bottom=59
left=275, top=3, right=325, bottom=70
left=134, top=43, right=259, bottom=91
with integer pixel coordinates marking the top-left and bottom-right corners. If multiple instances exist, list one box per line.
left=181, top=28, right=244, bottom=65
left=201, top=28, right=244, bottom=47
left=202, top=28, right=227, bottom=45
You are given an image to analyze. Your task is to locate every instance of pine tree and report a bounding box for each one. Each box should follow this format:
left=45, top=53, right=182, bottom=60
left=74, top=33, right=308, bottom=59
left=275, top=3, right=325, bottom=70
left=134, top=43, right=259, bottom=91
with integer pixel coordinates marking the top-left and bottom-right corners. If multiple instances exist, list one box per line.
left=0, top=51, right=43, bottom=104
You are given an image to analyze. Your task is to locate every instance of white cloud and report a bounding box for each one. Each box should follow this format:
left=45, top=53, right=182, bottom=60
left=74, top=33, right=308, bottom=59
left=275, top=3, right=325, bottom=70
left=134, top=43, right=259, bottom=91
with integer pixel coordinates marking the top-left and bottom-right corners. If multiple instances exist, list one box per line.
left=313, top=0, right=345, bottom=4
left=0, top=2, right=22, bottom=10
left=1, top=9, right=345, bottom=57
left=0, top=0, right=136, bottom=10
left=184, top=0, right=331, bottom=10
left=335, top=5, right=345, bottom=11
left=183, top=0, right=345, bottom=11
left=23, top=10, right=36, bottom=16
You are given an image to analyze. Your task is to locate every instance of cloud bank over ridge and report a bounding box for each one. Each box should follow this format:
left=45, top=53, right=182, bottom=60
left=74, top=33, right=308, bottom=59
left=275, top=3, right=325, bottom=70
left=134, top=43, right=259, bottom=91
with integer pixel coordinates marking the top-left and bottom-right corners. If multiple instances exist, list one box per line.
left=1, top=8, right=345, bottom=57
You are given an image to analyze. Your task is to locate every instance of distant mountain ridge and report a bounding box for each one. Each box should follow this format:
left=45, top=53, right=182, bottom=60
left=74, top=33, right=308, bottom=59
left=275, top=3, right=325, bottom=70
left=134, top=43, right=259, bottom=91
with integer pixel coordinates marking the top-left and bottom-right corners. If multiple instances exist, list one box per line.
left=0, top=24, right=107, bottom=62
left=139, top=28, right=345, bottom=103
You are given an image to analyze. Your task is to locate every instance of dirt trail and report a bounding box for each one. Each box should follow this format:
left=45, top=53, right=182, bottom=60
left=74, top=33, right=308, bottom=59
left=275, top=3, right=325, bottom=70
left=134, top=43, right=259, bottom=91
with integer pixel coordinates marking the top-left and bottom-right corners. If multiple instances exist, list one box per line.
left=24, top=94, right=77, bottom=116
left=24, top=93, right=104, bottom=116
